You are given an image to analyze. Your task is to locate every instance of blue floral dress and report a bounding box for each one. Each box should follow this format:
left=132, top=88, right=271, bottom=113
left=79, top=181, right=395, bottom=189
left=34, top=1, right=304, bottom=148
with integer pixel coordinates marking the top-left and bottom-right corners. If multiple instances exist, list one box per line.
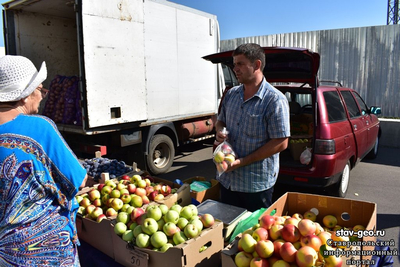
left=0, top=114, right=87, bottom=266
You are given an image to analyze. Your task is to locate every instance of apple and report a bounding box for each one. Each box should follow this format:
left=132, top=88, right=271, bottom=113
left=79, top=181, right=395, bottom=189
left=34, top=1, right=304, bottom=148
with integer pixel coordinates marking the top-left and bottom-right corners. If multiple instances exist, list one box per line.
left=269, top=224, right=284, bottom=241
left=105, top=207, right=118, bottom=217
left=214, top=151, right=225, bottom=163
left=170, top=204, right=182, bottom=214
left=135, top=233, right=151, bottom=248
left=317, top=231, right=332, bottom=246
left=137, top=179, right=147, bottom=189
left=145, top=186, right=154, bottom=195
left=163, top=222, right=180, bottom=237
left=284, top=217, right=299, bottom=227
left=255, top=239, right=274, bottom=258
left=101, top=185, right=113, bottom=195
left=298, top=218, right=317, bottom=236
left=120, top=194, right=131, bottom=204
left=221, top=143, right=233, bottom=154
left=90, top=207, right=103, bottom=220
left=75, top=195, right=83, bottom=204
left=164, top=210, right=180, bottom=224
left=324, top=252, right=343, bottom=267
left=260, top=214, right=275, bottom=230
left=97, top=183, right=105, bottom=192
left=160, top=184, right=172, bottom=196
left=292, top=213, right=303, bottom=220
left=130, top=174, right=142, bottom=184
left=130, top=194, right=143, bottom=207
left=224, top=153, right=236, bottom=165
left=250, top=257, right=269, bottom=267
left=158, top=204, right=169, bottom=215
left=241, top=233, right=257, bottom=253
left=110, top=189, right=121, bottom=199
left=273, top=239, right=285, bottom=258
left=300, top=234, right=322, bottom=252
left=77, top=206, right=86, bottom=215
left=281, top=224, right=300, bottom=243
left=188, top=204, right=198, bottom=217
left=331, top=230, right=349, bottom=248
left=126, top=183, right=136, bottom=194
left=190, top=217, right=203, bottom=232
left=130, top=207, right=145, bottom=222
left=101, top=194, right=110, bottom=206
left=135, top=187, right=146, bottom=197
left=85, top=204, right=96, bottom=215
left=180, top=206, right=194, bottom=220
left=184, top=223, right=200, bottom=238
left=88, top=189, right=101, bottom=201
left=80, top=198, right=91, bottom=208
left=133, top=224, right=143, bottom=238
left=280, top=241, right=297, bottom=263
left=303, top=210, right=317, bottom=222
left=322, top=215, right=338, bottom=229
left=116, top=183, right=126, bottom=191
left=177, top=217, right=189, bottom=230
left=141, top=218, right=159, bottom=235
left=96, top=214, right=106, bottom=223
left=121, top=175, right=130, bottom=181
left=148, top=191, right=159, bottom=201
left=216, top=161, right=228, bottom=173
left=110, top=198, right=123, bottom=211
left=136, top=213, right=148, bottom=225
left=105, top=180, right=117, bottom=189
left=121, top=203, right=131, bottom=212
left=314, top=222, right=324, bottom=235
left=252, top=227, right=269, bottom=242
left=271, top=259, right=290, bottom=267
left=234, top=251, right=253, bottom=267
left=154, top=194, right=164, bottom=201
left=114, top=221, right=127, bottom=236
left=172, top=231, right=188, bottom=245
left=116, top=211, right=130, bottom=224
left=92, top=198, right=102, bottom=207
left=146, top=205, right=162, bottom=221
left=141, top=195, right=150, bottom=205
left=296, top=245, right=318, bottom=267
left=122, top=229, right=134, bottom=242
left=352, top=224, right=365, bottom=232
left=159, top=243, right=173, bottom=253
left=200, top=213, right=215, bottom=228
left=150, top=231, right=168, bottom=248
left=273, top=216, right=285, bottom=225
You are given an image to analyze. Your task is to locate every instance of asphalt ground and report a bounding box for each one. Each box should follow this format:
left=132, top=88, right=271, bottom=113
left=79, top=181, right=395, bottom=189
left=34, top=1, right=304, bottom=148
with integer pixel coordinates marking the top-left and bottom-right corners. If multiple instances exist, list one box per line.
left=158, top=138, right=400, bottom=266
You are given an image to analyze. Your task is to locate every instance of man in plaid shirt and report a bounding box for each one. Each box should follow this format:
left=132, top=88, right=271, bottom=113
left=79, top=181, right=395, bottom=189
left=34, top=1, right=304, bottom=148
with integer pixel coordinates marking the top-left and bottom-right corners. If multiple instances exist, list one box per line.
left=215, top=43, right=290, bottom=211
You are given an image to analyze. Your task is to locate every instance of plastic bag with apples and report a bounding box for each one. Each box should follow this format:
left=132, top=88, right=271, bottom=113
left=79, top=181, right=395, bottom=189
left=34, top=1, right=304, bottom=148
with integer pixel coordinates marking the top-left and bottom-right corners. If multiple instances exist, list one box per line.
left=213, top=129, right=237, bottom=176
left=300, top=147, right=312, bottom=165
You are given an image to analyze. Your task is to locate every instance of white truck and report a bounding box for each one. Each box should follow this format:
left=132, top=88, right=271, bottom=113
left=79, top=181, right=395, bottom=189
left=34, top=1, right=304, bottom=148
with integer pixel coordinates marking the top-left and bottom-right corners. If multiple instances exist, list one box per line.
left=2, top=0, right=223, bottom=174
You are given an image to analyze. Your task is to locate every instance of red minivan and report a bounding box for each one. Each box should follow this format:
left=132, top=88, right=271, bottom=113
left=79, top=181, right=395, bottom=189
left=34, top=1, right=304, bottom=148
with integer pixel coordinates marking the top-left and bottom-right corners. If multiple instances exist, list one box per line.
left=204, top=47, right=381, bottom=197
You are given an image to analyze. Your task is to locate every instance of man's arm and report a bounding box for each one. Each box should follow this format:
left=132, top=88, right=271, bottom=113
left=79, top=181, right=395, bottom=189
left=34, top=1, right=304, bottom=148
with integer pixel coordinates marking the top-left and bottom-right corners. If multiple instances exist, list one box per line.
left=227, top=137, right=288, bottom=171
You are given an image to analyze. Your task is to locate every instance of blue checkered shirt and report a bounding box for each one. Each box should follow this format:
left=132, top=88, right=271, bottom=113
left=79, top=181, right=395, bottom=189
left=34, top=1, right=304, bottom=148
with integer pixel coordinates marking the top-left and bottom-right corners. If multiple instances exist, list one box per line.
left=217, top=78, right=290, bottom=192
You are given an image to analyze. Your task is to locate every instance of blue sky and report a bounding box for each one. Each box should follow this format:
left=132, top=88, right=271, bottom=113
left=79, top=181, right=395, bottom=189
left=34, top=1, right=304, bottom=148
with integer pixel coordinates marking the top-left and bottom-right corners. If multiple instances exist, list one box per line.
left=1, top=0, right=388, bottom=46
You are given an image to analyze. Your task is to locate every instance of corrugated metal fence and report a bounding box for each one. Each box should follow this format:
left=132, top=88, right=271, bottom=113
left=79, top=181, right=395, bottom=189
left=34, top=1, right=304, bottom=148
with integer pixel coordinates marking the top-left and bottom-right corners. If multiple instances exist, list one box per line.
left=221, top=25, right=400, bottom=118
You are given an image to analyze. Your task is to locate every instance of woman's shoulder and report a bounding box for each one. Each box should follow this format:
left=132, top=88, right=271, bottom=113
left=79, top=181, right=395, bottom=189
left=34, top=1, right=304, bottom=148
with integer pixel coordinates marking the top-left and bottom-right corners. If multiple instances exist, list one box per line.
left=19, top=114, right=59, bottom=130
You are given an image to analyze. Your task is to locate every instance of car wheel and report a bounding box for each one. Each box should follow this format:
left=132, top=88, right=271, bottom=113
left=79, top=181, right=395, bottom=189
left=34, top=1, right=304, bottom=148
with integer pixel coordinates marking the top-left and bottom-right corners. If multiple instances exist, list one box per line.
left=333, top=161, right=350, bottom=198
left=146, top=134, right=175, bottom=175
left=366, top=136, right=379, bottom=159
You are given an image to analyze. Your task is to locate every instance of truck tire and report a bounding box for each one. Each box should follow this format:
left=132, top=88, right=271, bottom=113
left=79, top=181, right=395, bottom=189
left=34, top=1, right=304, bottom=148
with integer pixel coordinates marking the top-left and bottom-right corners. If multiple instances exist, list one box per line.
left=333, top=161, right=350, bottom=198
left=366, top=136, right=379, bottom=159
left=146, top=134, right=175, bottom=175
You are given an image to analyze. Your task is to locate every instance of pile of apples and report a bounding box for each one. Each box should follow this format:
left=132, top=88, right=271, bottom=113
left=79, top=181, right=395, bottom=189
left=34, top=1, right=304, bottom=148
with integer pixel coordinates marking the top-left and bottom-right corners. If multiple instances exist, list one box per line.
left=75, top=174, right=177, bottom=222
left=113, top=203, right=215, bottom=252
left=233, top=210, right=365, bottom=267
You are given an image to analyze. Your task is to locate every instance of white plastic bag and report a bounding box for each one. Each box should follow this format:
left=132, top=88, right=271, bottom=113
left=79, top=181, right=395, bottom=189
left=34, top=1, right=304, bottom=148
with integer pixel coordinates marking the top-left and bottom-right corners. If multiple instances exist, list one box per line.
left=213, top=128, right=237, bottom=176
left=300, top=147, right=312, bottom=165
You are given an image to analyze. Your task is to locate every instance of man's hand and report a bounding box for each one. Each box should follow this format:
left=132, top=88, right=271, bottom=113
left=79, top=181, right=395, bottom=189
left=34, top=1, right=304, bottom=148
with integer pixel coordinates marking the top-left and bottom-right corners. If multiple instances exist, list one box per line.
left=225, top=158, right=243, bottom=172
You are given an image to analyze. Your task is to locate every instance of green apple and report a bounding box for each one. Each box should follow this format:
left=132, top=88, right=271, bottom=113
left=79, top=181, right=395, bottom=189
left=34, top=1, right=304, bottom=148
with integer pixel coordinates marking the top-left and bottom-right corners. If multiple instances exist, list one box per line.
left=130, top=194, right=143, bottom=208
left=214, top=151, right=225, bottom=163
left=170, top=204, right=182, bottom=214
left=150, top=231, right=168, bottom=248
left=75, top=195, right=83, bottom=204
left=133, top=224, right=143, bottom=238
left=179, top=206, right=193, bottom=220
left=105, top=180, right=117, bottom=189
left=184, top=223, right=199, bottom=238
left=101, top=185, right=113, bottom=195
left=190, top=217, right=203, bottom=232
left=120, top=194, right=131, bottom=204
left=146, top=205, right=162, bottom=221
left=188, top=204, right=198, bottom=217
left=163, top=210, right=180, bottom=224
left=135, top=233, right=150, bottom=248
left=141, top=218, right=158, bottom=235
left=114, top=222, right=127, bottom=236
left=110, top=198, right=123, bottom=211
left=122, top=229, right=134, bottom=242
left=120, top=203, right=131, bottom=212
left=110, top=189, right=121, bottom=199
left=157, top=218, right=165, bottom=231
left=177, top=217, right=189, bottom=230
left=159, top=243, right=173, bottom=252
left=117, top=211, right=130, bottom=224
left=158, top=204, right=169, bottom=215
left=163, top=222, right=179, bottom=237
left=241, top=233, right=257, bottom=253
left=129, top=221, right=138, bottom=231
left=172, top=231, right=187, bottom=245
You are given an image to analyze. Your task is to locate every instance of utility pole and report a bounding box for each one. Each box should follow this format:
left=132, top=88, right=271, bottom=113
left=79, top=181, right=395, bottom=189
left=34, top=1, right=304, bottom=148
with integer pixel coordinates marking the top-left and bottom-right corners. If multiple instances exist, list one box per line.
left=387, top=0, right=400, bottom=24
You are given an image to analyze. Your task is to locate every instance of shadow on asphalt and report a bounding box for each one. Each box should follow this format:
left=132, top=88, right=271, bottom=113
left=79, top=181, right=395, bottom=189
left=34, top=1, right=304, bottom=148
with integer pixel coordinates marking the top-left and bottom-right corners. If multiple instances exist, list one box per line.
left=362, top=146, right=400, bottom=167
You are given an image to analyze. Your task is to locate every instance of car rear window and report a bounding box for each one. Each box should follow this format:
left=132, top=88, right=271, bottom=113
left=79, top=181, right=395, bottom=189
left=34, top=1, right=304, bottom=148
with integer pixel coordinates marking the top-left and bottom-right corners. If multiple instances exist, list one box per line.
left=341, top=91, right=361, bottom=118
left=323, top=91, right=347, bottom=122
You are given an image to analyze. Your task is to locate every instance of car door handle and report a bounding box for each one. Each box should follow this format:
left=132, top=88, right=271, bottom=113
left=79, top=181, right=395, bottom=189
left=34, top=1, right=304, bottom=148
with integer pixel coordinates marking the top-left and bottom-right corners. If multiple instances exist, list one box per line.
left=353, top=124, right=357, bottom=130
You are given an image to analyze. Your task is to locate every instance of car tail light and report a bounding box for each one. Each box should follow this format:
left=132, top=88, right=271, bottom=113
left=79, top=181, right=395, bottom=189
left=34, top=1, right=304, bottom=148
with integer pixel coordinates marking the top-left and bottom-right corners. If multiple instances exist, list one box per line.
left=314, top=139, right=335, bottom=154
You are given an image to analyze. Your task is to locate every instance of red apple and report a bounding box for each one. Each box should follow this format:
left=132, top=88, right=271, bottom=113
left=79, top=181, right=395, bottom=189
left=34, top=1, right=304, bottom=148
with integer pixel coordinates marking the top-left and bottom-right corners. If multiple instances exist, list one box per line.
left=273, top=216, right=285, bottom=225
left=296, top=246, right=318, bottom=267
left=88, top=189, right=101, bottom=201
left=135, top=187, right=146, bottom=197
left=252, top=227, right=269, bottom=242
left=235, top=251, right=253, bottom=267
left=160, top=184, right=172, bottom=196
left=96, top=214, right=106, bottom=223
left=127, top=183, right=136, bottom=194
left=148, top=190, right=159, bottom=201
left=200, top=213, right=215, bottom=228
left=145, top=186, right=154, bottom=196
left=97, top=183, right=105, bottom=192
left=154, top=194, right=165, bottom=201
left=280, top=241, right=297, bottom=263
left=273, top=239, right=285, bottom=258
left=141, top=195, right=150, bottom=205
left=300, top=234, right=322, bottom=252
left=79, top=198, right=91, bottom=208
left=121, top=175, right=130, bottom=181
left=250, top=257, right=269, bottom=267
left=284, top=217, right=299, bottom=227
left=260, top=214, right=275, bottom=230
left=298, top=219, right=317, bottom=236
left=131, top=207, right=145, bottom=222
left=105, top=207, right=118, bottom=217
left=269, top=224, right=284, bottom=241
left=281, top=224, right=300, bottom=243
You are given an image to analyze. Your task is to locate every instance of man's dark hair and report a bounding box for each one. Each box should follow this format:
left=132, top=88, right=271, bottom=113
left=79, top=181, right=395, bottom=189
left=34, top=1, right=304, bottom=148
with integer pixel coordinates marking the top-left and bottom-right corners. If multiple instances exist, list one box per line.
left=232, top=43, right=265, bottom=72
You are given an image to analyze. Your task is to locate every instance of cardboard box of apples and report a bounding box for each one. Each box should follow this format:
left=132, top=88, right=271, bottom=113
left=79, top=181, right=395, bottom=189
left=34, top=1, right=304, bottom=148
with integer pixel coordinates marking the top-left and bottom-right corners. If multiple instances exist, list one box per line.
left=221, top=192, right=377, bottom=267
left=111, top=202, right=224, bottom=267
left=75, top=172, right=191, bottom=259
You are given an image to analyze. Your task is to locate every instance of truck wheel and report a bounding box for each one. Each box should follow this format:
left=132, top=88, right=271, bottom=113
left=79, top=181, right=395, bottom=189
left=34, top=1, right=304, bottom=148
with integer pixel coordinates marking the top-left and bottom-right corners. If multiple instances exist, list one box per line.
left=366, top=136, right=379, bottom=159
left=333, top=161, right=350, bottom=198
left=146, top=134, right=175, bottom=175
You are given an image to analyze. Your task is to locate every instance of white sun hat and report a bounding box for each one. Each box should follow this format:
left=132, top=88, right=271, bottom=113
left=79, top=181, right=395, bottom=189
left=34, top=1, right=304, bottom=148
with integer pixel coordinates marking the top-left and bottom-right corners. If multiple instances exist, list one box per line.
left=0, top=55, right=47, bottom=102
